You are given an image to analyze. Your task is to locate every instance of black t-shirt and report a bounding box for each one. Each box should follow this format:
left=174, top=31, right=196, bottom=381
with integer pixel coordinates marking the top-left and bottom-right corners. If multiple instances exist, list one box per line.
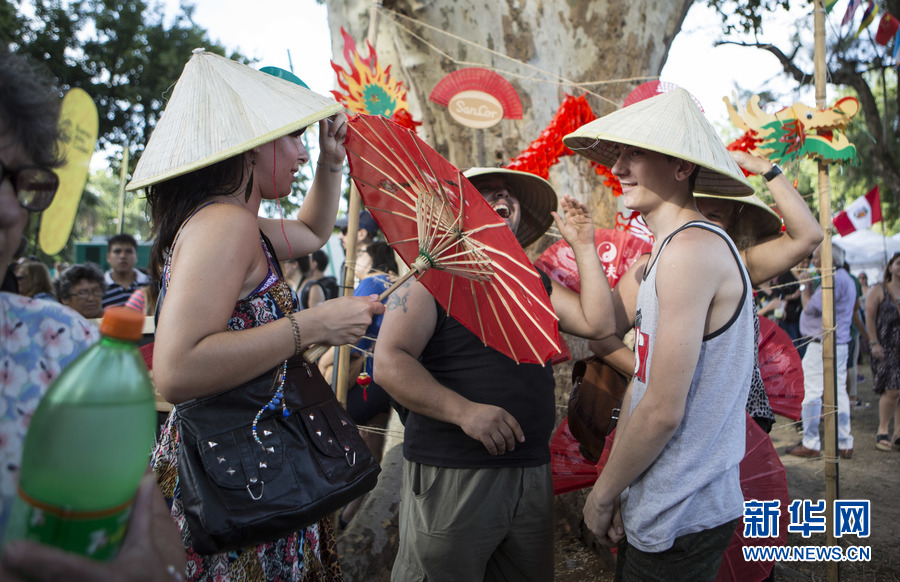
left=402, top=272, right=556, bottom=468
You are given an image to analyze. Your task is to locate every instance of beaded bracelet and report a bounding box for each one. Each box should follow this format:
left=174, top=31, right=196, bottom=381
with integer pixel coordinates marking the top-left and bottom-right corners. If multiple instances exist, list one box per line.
left=287, top=312, right=302, bottom=357
left=317, top=161, right=343, bottom=173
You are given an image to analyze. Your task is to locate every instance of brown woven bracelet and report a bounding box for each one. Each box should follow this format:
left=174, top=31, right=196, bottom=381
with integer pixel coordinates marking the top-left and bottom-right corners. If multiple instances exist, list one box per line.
left=287, top=313, right=302, bottom=356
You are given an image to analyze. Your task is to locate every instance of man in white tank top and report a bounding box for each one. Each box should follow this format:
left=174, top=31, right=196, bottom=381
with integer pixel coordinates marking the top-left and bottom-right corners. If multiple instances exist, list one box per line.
left=564, top=88, right=759, bottom=581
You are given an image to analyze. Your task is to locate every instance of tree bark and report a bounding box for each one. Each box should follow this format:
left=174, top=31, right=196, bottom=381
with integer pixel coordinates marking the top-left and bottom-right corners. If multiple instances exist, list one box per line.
left=324, top=0, right=693, bottom=231
left=336, top=443, right=402, bottom=582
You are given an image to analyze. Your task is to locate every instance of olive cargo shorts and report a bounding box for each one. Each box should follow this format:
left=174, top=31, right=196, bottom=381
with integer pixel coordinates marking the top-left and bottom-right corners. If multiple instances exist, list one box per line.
left=391, top=461, right=554, bottom=582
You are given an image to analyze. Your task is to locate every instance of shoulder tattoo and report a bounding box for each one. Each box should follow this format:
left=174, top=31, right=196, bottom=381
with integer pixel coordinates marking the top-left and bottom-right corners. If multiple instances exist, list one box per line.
left=386, top=280, right=412, bottom=313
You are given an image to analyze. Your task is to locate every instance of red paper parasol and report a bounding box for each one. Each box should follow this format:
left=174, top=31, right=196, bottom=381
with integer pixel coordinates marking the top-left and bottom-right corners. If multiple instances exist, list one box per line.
left=535, top=228, right=653, bottom=293
left=758, top=316, right=804, bottom=421
left=344, top=114, right=561, bottom=364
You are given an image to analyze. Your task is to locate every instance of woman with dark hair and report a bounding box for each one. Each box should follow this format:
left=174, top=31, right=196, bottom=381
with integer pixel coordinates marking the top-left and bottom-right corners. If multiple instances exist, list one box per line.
left=866, top=252, right=900, bottom=452
left=14, top=260, right=55, bottom=300
left=129, top=51, right=383, bottom=580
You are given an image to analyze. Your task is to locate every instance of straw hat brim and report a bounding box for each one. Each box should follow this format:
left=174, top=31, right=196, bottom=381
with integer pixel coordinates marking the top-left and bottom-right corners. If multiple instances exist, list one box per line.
left=464, top=167, right=559, bottom=248
left=127, top=50, right=342, bottom=191
left=694, top=192, right=783, bottom=241
left=563, top=88, right=754, bottom=197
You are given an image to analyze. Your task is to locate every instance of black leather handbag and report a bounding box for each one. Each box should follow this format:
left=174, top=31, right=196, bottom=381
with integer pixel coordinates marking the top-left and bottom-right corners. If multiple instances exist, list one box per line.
left=176, top=355, right=381, bottom=554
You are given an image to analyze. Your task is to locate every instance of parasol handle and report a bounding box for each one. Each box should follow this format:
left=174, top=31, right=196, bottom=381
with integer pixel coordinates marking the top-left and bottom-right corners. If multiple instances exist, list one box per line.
left=301, top=261, right=429, bottom=363
left=375, top=265, right=420, bottom=302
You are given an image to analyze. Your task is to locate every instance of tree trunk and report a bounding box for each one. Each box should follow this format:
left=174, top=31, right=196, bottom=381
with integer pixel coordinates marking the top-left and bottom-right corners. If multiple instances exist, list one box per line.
left=336, top=443, right=403, bottom=582
left=324, top=0, right=693, bottom=574
left=324, top=0, right=693, bottom=232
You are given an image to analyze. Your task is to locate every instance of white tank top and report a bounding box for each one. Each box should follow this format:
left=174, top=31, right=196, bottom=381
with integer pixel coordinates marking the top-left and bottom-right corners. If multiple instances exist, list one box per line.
left=623, top=221, right=754, bottom=552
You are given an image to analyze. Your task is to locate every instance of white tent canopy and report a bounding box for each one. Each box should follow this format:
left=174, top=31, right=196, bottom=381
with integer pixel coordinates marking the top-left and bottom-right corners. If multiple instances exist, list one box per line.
left=834, top=229, right=900, bottom=284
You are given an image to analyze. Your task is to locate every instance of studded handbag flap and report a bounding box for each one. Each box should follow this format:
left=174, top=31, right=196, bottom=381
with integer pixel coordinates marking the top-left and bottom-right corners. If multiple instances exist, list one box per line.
left=196, top=417, right=285, bottom=495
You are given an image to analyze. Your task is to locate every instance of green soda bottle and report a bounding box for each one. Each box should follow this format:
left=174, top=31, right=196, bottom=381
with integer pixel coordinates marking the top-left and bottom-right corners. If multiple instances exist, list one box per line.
left=2, top=306, right=156, bottom=560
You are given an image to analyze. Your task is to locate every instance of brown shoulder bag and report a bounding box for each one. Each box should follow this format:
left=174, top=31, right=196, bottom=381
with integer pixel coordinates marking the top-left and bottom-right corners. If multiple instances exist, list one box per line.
left=567, top=356, right=629, bottom=463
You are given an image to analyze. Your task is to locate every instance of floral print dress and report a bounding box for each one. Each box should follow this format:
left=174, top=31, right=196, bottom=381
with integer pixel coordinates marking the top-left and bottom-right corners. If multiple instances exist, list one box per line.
left=0, top=294, right=99, bottom=533
left=151, top=229, right=342, bottom=582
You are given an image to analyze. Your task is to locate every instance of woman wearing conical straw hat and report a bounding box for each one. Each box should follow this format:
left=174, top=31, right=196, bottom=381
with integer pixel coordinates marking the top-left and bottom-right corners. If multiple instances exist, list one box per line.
left=563, top=89, right=822, bottom=580
left=128, top=50, right=384, bottom=581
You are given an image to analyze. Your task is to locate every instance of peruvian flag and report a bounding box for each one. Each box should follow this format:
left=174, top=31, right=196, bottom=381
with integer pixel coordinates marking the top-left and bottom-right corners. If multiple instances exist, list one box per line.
left=833, top=186, right=882, bottom=236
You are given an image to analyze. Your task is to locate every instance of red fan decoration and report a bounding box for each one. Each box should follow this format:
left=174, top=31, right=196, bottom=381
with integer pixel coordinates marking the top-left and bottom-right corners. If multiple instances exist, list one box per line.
left=614, top=211, right=654, bottom=243
left=623, top=80, right=704, bottom=112
left=535, top=228, right=653, bottom=293
left=550, top=418, right=613, bottom=495
left=758, top=316, right=804, bottom=421
left=716, top=415, right=789, bottom=582
left=429, top=68, right=523, bottom=119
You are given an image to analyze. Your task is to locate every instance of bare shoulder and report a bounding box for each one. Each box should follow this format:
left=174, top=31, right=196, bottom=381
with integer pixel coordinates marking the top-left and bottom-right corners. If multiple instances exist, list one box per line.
left=867, top=284, right=885, bottom=302
left=168, top=203, right=260, bottom=283
left=180, top=202, right=258, bottom=247
left=656, top=227, right=739, bottom=298
left=663, top=226, right=734, bottom=270
left=379, top=279, right=437, bottom=357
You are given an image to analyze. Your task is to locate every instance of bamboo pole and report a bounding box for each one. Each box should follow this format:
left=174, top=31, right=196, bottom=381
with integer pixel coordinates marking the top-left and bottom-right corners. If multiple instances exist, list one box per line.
left=333, top=0, right=384, bottom=408
left=813, top=3, right=840, bottom=581
left=116, top=145, right=129, bottom=235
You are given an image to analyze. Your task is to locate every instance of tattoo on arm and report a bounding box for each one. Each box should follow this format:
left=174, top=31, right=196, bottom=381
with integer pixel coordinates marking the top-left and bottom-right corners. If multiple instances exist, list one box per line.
left=386, top=281, right=411, bottom=313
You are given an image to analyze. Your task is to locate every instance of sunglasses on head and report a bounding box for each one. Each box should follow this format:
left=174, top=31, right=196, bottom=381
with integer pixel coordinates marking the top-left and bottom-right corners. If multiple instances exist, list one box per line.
left=1, top=158, right=60, bottom=212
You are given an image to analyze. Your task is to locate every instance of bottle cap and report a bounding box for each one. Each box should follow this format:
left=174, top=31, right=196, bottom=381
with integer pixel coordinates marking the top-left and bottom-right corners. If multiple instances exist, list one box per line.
left=99, top=306, right=145, bottom=341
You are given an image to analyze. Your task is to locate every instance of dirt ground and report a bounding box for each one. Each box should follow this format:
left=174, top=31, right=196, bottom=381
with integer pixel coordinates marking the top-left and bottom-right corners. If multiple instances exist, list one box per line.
left=552, top=359, right=900, bottom=582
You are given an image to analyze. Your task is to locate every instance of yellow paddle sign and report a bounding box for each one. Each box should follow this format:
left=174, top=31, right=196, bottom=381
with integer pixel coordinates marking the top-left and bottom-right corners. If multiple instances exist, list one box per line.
left=39, top=88, right=98, bottom=255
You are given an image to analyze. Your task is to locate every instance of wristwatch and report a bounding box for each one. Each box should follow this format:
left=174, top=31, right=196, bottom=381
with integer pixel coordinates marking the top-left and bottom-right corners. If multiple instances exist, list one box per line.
left=763, top=164, right=782, bottom=182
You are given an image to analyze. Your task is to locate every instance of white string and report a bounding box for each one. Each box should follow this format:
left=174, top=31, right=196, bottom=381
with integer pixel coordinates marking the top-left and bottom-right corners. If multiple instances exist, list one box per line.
left=378, top=7, right=657, bottom=108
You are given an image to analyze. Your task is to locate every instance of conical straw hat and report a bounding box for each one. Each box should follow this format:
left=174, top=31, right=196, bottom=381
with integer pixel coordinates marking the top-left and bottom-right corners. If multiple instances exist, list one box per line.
left=563, top=88, right=754, bottom=197
left=463, top=167, right=558, bottom=248
left=127, top=49, right=343, bottom=191
left=694, top=192, right=782, bottom=242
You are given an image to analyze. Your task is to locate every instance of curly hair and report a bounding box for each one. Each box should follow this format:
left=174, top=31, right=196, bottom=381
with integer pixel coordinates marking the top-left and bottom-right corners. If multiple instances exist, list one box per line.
left=0, top=50, right=63, bottom=168
left=55, top=263, right=105, bottom=300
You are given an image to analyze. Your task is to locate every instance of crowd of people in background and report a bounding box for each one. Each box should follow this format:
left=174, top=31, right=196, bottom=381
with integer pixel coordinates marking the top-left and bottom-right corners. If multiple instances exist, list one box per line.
left=3, top=42, right=900, bottom=582
left=3, top=233, right=159, bottom=320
